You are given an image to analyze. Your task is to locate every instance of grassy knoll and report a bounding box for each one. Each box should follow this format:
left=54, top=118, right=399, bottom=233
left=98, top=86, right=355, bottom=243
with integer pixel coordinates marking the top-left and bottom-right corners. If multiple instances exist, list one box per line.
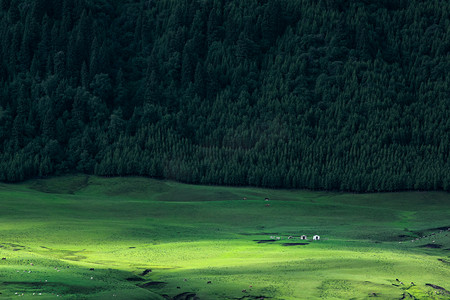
left=0, top=175, right=449, bottom=299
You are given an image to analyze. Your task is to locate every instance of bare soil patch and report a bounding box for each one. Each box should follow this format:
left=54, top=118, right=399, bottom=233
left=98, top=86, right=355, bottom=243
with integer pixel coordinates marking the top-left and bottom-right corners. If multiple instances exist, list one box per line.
left=140, top=269, right=152, bottom=276
left=425, top=284, right=450, bottom=294
left=173, top=292, right=199, bottom=300
left=419, top=244, right=442, bottom=248
left=140, top=281, right=167, bottom=287
left=254, top=240, right=276, bottom=244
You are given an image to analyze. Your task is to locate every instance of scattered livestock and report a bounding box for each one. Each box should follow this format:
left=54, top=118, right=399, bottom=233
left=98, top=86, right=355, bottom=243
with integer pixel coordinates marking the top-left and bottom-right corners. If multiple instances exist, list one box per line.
left=207, top=281, right=212, bottom=284
left=1, top=257, right=5, bottom=260
left=407, top=229, right=449, bottom=243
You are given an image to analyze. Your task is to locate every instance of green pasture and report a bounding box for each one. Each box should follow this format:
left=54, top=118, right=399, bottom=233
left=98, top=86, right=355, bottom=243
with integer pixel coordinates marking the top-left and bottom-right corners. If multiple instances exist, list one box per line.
left=0, top=175, right=449, bottom=299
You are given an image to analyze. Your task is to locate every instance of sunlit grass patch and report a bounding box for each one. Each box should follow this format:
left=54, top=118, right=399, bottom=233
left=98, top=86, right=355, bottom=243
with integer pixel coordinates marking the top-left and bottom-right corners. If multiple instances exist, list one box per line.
left=0, top=175, right=449, bottom=299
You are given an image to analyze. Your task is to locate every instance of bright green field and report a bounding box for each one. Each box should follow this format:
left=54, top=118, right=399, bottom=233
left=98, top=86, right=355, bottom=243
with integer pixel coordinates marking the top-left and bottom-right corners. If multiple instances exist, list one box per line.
left=0, top=175, right=449, bottom=299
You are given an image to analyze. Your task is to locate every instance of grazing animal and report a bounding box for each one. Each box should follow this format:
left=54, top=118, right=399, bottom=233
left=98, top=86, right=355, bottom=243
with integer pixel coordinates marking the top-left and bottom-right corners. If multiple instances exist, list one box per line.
left=1, top=258, right=5, bottom=260
left=184, top=279, right=187, bottom=282
left=207, top=281, right=212, bottom=284
left=243, top=197, right=247, bottom=200
left=396, top=279, right=400, bottom=282
left=249, top=285, right=253, bottom=288
left=276, top=237, right=281, bottom=240
left=410, top=282, right=415, bottom=285
left=265, top=204, right=270, bottom=207
left=177, top=286, right=181, bottom=289
left=89, top=268, right=95, bottom=271
left=242, top=289, right=247, bottom=293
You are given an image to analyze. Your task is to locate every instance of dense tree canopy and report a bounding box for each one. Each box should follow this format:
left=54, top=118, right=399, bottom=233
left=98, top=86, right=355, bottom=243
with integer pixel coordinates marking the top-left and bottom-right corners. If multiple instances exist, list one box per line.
left=0, top=0, right=449, bottom=192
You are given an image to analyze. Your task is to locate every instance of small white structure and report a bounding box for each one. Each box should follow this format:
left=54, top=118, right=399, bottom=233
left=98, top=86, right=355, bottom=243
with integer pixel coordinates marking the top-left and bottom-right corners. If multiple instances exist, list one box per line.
left=300, top=235, right=307, bottom=240
left=313, top=235, right=320, bottom=240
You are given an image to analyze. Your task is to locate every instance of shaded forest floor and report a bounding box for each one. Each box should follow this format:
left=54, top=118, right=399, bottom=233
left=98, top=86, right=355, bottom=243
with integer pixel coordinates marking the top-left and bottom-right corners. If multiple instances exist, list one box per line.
left=0, top=175, right=449, bottom=299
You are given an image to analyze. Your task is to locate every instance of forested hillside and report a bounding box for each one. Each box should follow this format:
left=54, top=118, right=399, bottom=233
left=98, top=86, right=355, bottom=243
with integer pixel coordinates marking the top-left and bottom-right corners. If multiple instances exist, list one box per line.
left=0, top=0, right=449, bottom=191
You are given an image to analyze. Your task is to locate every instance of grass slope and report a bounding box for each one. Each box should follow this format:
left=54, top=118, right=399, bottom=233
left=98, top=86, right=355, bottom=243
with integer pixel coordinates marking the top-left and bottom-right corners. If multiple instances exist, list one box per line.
left=0, top=175, right=449, bottom=299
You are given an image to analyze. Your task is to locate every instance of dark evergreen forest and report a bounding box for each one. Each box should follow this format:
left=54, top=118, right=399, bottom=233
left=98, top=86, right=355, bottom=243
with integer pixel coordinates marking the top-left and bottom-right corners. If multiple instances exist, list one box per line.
left=0, top=0, right=449, bottom=191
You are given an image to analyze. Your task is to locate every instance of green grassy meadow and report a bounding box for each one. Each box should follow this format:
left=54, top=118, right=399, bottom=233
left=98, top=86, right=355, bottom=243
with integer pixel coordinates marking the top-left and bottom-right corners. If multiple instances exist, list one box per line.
left=0, top=175, right=449, bottom=299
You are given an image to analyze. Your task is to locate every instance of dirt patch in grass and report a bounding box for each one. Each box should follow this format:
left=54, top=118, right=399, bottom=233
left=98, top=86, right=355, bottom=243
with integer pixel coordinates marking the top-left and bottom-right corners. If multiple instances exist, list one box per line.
left=126, top=276, right=145, bottom=281
left=254, top=240, right=276, bottom=244
left=173, top=292, right=199, bottom=300
left=140, top=269, right=152, bottom=276
left=397, top=235, right=411, bottom=240
left=233, top=296, right=271, bottom=300
left=425, top=284, right=450, bottom=294
left=400, top=292, right=416, bottom=299
left=282, top=243, right=309, bottom=246
left=419, top=244, right=442, bottom=248
left=140, top=281, right=167, bottom=288
left=2, top=281, right=42, bottom=286
left=240, top=232, right=279, bottom=236
left=1, top=243, right=25, bottom=249
left=427, top=226, right=450, bottom=231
